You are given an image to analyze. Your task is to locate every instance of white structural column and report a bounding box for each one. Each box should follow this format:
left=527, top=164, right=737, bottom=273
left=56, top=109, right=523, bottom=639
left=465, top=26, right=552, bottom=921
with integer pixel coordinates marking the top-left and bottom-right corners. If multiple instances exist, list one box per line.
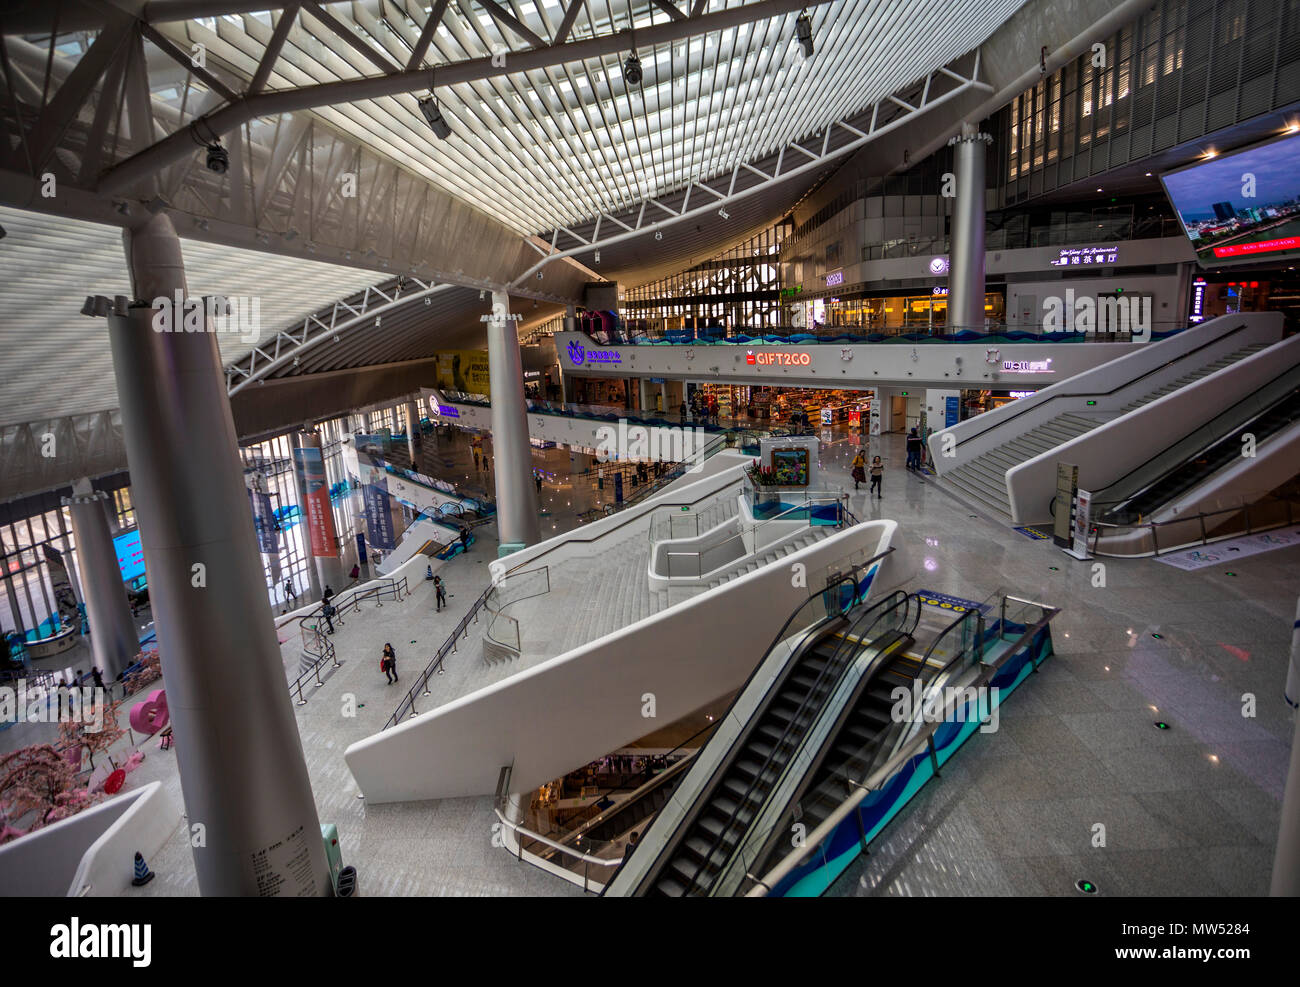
left=405, top=399, right=422, bottom=464
left=105, top=213, right=330, bottom=897
left=947, top=124, right=993, bottom=333
left=62, top=482, right=137, bottom=679
left=487, top=290, right=540, bottom=554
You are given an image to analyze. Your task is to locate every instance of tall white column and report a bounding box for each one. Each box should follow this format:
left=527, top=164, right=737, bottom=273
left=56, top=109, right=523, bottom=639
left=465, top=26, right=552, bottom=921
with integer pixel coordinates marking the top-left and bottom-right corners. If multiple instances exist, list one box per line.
left=405, top=399, right=421, bottom=464
left=487, top=290, right=540, bottom=554
left=947, top=124, right=993, bottom=334
left=106, top=213, right=330, bottom=896
left=63, top=482, right=137, bottom=679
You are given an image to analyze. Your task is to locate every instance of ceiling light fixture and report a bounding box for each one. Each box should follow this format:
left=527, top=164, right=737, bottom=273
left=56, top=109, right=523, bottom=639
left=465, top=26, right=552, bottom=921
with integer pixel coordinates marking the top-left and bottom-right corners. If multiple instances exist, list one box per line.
left=419, top=71, right=452, bottom=140
left=796, top=12, right=814, bottom=57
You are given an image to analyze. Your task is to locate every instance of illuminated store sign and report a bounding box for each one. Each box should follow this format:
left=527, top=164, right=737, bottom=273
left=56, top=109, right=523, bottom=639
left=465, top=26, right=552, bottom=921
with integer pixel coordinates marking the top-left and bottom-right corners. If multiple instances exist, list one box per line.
left=1003, top=358, right=1054, bottom=373
left=566, top=340, right=622, bottom=366
left=825, top=270, right=845, bottom=287
left=1009, top=391, right=1038, bottom=399
left=1189, top=278, right=1207, bottom=323
left=746, top=351, right=812, bottom=366
left=1050, top=245, right=1119, bottom=267
left=929, top=257, right=949, bottom=275
left=434, top=405, right=460, bottom=418
left=932, top=286, right=949, bottom=296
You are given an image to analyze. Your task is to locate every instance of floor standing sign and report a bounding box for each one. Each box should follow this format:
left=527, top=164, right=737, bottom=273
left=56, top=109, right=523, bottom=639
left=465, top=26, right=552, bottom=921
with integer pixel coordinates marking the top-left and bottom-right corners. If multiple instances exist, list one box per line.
left=1064, top=488, right=1092, bottom=561
left=1052, top=463, right=1078, bottom=549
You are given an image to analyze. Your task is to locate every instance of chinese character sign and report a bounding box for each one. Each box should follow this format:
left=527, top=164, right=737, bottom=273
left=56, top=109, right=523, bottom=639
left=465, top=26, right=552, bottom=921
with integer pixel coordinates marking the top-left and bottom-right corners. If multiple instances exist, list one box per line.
left=293, top=445, right=337, bottom=558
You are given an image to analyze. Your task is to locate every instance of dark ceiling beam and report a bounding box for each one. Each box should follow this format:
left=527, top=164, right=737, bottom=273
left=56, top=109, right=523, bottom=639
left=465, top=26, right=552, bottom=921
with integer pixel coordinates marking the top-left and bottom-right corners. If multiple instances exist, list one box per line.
left=406, top=0, right=451, bottom=70
left=248, top=2, right=300, bottom=94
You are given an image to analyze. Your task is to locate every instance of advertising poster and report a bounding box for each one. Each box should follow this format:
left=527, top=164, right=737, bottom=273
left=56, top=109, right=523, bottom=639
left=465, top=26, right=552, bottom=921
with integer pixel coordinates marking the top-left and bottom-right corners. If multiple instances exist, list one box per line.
left=293, top=445, right=338, bottom=558
left=1068, top=488, right=1092, bottom=559
left=435, top=351, right=492, bottom=397
left=42, top=544, right=82, bottom=629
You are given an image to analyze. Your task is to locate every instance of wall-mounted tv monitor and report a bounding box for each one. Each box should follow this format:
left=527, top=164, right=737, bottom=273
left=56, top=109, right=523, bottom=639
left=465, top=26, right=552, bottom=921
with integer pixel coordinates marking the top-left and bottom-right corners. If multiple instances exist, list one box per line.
left=1160, top=131, right=1300, bottom=267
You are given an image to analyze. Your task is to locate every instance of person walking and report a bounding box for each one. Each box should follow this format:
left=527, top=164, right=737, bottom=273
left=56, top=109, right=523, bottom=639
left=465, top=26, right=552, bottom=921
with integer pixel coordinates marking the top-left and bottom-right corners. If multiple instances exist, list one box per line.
left=284, top=576, right=295, bottom=604
left=320, top=584, right=336, bottom=634
left=535, top=472, right=543, bottom=495
left=906, top=427, right=922, bottom=470
left=459, top=527, right=471, bottom=552
left=434, top=575, right=447, bottom=612
left=850, top=450, right=867, bottom=490
left=381, top=643, right=398, bottom=684
left=869, top=456, right=884, bottom=498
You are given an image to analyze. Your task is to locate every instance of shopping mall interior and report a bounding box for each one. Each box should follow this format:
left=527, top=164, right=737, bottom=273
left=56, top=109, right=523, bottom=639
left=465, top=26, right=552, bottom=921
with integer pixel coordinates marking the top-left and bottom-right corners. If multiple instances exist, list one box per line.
left=0, top=0, right=1298, bottom=914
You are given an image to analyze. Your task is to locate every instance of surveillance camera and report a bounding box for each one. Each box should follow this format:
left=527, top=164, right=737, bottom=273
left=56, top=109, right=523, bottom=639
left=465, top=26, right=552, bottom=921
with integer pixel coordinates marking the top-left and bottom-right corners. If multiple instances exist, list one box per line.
left=205, top=143, right=229, bottom=174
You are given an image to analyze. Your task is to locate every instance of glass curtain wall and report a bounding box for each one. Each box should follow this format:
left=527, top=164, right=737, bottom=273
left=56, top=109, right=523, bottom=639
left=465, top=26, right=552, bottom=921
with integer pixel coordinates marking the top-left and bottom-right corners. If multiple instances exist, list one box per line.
left=623, top=221, right=792, bottom=334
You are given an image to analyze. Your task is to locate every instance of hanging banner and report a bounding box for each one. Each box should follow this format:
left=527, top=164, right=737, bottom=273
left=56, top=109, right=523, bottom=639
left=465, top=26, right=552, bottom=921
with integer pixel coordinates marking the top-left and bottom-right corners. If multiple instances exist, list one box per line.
left=293, top=445, right=338, bottom=558
left=364, top=476, right=396, bottom=551
left=42, top=544, right=82, bottom=629
left=248, top=488, right=279, bottom=554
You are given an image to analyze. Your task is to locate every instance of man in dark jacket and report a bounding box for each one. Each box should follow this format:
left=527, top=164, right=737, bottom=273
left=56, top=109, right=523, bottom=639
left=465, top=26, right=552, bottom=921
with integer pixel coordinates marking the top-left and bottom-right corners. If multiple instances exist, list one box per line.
left=906, top=428, right=923, bottom=470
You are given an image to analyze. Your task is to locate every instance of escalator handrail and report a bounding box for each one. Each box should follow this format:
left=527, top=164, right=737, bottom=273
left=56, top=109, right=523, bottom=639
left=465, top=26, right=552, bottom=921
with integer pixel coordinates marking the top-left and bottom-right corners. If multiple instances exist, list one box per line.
left=948, top=320, right=1253, bottom=451
left=674, top=588, right=914, bottom=896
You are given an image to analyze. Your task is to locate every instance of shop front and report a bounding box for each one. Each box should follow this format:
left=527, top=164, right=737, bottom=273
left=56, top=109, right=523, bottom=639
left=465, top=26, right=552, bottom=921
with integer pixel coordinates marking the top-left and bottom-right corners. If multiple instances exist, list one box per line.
left=805, top=288, right=1006, bottom=332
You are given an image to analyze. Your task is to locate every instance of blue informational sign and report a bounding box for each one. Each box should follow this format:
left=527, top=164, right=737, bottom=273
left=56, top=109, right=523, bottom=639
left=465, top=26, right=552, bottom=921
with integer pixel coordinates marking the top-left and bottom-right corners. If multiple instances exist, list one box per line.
left=614, top=472, right=624, bottom=505
left=945, top=396, right=959, bottom=428
left=248, top=489, right=279, bottom=553
left=364, top=476, right=395, bottom=550
left=356, top=532, right=367, bottom=567
left=112, top=529, right=146, bottom=583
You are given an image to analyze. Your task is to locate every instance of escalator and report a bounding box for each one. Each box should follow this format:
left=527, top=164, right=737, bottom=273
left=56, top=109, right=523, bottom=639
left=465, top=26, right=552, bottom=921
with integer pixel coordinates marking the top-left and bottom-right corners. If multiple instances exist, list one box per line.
left=759, top=649, right=935, bottom=867
left=644, top=616, right=851, bottom=897
left=1090, top=374, right=1300, bottom=525
left=629, top=591, right=917, bottom=897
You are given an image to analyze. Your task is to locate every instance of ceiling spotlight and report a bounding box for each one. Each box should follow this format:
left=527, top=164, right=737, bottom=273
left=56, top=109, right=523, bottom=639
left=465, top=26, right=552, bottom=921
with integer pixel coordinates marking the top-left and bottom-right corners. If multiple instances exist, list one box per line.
left=0, top=223, right=6, bottom=240
left=418, top=95, right=452, bottom=140
left=594, top=250, right=600, bottom=263
left=624, top=53, right=642, bottom=87
left=282, top=229, right=298, bottom=241
left=145, top=195, right=169, bottom=214
left=718, top=208, right=730, bottom=220
left=195, top=218, right=210, bottom=231
left=796, top=12, right=813, bottom=57
left=655, top=230, right=663, bottom=240
left=480, top=289, right=486, bottom=299
left=80, top=296, right=97, bottom=317
left=113, top=200, right=130, bottom=216
left=205, top=141, right=229, bottom=174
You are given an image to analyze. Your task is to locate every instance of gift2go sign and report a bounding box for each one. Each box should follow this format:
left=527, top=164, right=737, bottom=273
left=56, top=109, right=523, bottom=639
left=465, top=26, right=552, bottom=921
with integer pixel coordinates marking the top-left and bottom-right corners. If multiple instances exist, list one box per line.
left=746, top=350, right=812, bottom=366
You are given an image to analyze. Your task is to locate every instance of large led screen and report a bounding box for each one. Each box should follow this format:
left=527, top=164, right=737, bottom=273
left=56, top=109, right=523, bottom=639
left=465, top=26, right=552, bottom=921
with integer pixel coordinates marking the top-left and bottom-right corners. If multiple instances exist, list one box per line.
left=1160, top=131, right=1300, bottom=267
